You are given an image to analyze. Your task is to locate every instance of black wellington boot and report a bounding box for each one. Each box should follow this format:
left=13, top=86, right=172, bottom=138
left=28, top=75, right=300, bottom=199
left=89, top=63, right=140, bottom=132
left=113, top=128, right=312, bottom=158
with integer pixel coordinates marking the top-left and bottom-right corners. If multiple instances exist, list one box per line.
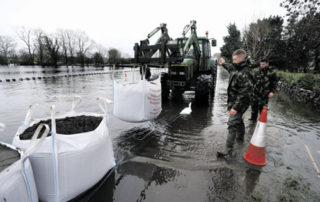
left=217, top=147, right=232, bottom=158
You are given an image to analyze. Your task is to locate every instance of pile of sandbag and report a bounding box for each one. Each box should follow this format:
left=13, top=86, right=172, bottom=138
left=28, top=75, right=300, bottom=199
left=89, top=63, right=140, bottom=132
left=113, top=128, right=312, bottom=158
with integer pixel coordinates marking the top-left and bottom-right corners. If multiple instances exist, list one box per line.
left=113, top=71, right=162, bottom=122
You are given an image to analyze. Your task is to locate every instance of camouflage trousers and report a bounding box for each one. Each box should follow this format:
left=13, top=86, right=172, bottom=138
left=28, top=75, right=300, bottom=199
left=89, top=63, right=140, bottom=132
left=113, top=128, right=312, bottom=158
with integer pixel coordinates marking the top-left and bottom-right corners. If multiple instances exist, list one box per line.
left=226, top=112, right=245, bottom=150
left=250, top=98, right=268, bottom=120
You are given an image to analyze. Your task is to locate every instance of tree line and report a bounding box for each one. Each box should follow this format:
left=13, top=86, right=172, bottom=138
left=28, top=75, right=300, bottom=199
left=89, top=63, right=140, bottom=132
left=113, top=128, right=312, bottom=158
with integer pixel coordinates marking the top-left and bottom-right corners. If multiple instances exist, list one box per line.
left=0, top=28, right=129, bottom=67
left=220, top=0, right=320, bottom=73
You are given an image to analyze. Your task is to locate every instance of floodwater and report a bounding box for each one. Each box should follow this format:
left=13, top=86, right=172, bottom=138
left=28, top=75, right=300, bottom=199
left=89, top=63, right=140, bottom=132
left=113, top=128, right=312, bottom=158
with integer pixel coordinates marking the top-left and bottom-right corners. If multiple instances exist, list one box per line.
left=0, top=65, right=320, bottom=201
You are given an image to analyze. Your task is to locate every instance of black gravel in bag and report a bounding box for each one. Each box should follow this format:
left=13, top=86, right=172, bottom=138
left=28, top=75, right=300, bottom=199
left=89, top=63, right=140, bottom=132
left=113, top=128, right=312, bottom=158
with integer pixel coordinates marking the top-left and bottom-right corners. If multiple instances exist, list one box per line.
left=0, top=144, right=20, bottom=172
left=19, top=115, right=103, bottom=140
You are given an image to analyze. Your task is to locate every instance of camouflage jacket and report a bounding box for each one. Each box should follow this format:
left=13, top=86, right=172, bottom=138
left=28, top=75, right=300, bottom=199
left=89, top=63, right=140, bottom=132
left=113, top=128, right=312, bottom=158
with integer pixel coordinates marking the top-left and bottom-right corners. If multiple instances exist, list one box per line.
left=222, top=63, right=236, bottom=75
left=252, top=66, right=278, bottom=105
left=222, top=61, right=253, bottom=113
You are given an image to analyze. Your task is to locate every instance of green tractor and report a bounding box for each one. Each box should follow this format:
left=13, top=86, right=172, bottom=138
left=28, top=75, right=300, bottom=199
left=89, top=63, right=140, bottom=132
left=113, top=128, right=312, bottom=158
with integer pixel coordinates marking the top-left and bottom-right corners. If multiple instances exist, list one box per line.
left=133, top=20, right=217, bottom=103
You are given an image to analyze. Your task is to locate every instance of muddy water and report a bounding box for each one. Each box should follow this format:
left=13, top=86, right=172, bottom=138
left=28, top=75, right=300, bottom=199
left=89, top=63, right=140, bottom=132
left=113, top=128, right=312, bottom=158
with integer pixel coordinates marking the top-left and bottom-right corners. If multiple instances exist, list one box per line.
left=0, top=66, right=319, bottom=201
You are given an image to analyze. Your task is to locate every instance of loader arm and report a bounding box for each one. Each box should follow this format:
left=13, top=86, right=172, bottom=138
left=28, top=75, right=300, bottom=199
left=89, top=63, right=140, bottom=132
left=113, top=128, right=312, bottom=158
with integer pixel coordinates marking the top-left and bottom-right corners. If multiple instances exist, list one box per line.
left=181, top=20, right=201, bottom=70
left=134, top=23, right=175, bottom=64
left=133, top=20, right=202, bottom=67
left=183, top=28, right=201, bottom=60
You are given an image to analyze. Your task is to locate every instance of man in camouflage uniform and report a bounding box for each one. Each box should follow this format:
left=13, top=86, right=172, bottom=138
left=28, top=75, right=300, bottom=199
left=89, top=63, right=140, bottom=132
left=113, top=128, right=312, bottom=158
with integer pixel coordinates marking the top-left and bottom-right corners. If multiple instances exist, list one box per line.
left=249, top=58, right=278, bottom=121
left=217, top=49, right=253, bottom=157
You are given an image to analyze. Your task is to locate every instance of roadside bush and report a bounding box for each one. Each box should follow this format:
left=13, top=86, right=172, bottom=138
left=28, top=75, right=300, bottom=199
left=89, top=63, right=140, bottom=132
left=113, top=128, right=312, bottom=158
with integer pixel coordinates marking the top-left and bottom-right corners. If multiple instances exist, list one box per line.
left=277, top=71, right=320, bottom=92
left=297, top=74, right=315, bottom=91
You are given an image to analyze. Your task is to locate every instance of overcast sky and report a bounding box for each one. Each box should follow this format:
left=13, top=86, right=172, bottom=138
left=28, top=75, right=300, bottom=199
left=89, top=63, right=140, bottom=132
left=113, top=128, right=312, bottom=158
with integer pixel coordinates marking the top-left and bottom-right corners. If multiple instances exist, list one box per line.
left=0, top=0, right=286, bottom=56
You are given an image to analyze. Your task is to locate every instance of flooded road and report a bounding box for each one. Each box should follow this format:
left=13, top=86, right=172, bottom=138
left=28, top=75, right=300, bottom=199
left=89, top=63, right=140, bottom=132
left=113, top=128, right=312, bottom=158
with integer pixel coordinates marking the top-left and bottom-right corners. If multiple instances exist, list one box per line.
left=0, top=65, right=320, bottom=201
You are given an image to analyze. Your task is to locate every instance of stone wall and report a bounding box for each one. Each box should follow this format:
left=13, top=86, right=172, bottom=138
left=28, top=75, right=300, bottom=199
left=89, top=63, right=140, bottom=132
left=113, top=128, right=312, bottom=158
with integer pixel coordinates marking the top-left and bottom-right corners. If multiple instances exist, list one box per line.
left=277, top=80, right=320, bottom=111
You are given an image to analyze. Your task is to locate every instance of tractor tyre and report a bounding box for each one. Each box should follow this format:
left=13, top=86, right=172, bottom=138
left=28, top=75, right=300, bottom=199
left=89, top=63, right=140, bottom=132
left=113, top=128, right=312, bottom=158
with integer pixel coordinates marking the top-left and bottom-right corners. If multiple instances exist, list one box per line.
left=195, top=74, right=213, bottom=104
left=211, top=60, right=217, bottom=93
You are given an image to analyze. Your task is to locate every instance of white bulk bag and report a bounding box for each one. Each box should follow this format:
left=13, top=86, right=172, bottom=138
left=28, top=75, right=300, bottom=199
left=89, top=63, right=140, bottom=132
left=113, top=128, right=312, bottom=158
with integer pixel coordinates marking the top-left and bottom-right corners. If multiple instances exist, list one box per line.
left=12, top=98, right=115, bottom=202
left=0, top=124, right=49, bottom=202
left=113, top=75, right=162, bottom=122
left=0, top=151, right=36, bottom=202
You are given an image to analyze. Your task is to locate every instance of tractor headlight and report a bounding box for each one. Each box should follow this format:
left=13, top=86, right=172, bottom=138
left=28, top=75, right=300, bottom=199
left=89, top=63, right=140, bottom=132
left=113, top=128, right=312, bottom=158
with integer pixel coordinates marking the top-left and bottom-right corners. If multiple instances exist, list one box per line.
left=179, top=72, right=185, bottom=75
left=171, top=71, right=177, bottom=75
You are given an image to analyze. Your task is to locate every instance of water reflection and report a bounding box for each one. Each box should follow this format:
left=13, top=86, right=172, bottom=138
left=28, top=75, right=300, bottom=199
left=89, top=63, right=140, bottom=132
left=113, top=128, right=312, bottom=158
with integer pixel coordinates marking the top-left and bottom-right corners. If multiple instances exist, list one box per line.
left=245, top=168, right=261, bottom=195
left=79, top=162, right=178, bottom=202
left=118, top=161, right=176, bottom=185
left=70, top=169, right=116, bottom=202
left=206, top=167, right=261, bottom=201
left=209, top=167, right=238, bottom=201
left=117, top=161, right=177, bottom=202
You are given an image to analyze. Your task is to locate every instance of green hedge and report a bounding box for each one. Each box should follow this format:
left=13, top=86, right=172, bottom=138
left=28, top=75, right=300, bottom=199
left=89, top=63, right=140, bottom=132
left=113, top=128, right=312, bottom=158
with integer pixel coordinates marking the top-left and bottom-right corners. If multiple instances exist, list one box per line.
left=277, top=71, right=320, bottom=91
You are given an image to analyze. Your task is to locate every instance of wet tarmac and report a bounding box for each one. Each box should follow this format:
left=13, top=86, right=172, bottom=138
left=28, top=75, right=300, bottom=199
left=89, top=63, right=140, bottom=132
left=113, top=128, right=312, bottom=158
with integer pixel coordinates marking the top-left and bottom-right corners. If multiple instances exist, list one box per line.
left=0, top=65, right=320, bottom=201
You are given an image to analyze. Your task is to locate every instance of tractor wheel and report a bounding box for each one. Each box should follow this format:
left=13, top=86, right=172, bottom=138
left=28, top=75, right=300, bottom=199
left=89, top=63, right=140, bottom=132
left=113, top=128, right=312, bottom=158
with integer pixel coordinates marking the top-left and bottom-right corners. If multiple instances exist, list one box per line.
left=195, top=74, right=213, bottom=104
left=211, top=59, right=217, bottom=93
left=161, top=72, right=170, bottom=100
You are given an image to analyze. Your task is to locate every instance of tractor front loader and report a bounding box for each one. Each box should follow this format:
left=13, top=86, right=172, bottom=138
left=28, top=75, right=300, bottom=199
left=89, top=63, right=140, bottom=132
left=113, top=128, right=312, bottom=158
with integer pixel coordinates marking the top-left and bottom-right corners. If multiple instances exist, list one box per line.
left=133, top=20, right=217, bottom=103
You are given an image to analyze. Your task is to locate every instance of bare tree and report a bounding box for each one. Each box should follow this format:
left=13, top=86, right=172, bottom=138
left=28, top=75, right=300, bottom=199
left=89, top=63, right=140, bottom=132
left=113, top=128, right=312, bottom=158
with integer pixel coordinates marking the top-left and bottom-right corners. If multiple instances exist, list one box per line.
left=16, top=27, right=34, bottom=64
left=94, top=43, right=108, bottom=58
left=33, top=29, right=45, bottom=66
left=0, top=35, right=16, bottom=64
left=91, top=42, right=108, bottom=66
left=74, top=31, right=92, bottom=67
left=242, top=19, right=273, bottom=62
left=64, top=30, right=77, bottom=66
left=57, top=29, right=69, bottom=66
left=44, top=34, right=60, bottom=67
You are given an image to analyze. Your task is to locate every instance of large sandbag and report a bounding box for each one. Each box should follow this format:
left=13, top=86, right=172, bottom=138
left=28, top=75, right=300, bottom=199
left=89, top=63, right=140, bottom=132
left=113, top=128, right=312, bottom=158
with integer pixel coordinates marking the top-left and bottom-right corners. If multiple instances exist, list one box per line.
left=0, top=123, right=48, bottom=202
left=113, top=75, right=162, bottom=122
left=0, top=136, right=47, bottom=202
left=12, top=100, right=115, bottom=202
left=0, top=148, right=37, bottom=202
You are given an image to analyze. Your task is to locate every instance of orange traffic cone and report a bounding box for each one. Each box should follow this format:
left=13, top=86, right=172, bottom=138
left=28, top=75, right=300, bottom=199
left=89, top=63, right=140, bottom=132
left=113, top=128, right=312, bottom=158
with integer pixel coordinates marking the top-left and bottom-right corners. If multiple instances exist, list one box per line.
left=243, top=106, right=268, bottom=166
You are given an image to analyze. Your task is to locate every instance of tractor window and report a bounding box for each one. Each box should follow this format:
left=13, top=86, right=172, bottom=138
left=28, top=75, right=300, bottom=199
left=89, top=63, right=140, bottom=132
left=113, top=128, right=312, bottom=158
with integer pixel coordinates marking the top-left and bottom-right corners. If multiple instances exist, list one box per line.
left=198, top=40, right=203, bottom=56
left=187, top=46, right=194, bottom=57
left=203, top=41, right=211, bottom=57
